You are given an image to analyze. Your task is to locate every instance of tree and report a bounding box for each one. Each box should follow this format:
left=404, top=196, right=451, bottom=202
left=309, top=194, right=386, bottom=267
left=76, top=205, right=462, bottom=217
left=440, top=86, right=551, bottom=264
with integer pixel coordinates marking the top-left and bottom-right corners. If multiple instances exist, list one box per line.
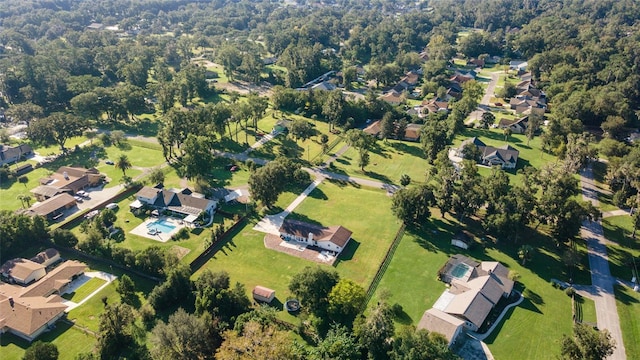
left=600, top=115, right=627, bottom=141
left=289, top=266, right=339, bottom=315
left=420, top=119, right=450, bottom=164
left=151, top=308, right=221, bottom=360
left=248, top=158, right=309, bottom=208
left=50, top=228, right=78, bottom=247
left=497, top=82, right=516, bottom=100
left=110, top=130, right=126, bottom=146
left=391, top=185, right=434, bottom=225
left=480, top=112, right=495, bottom=129
left=181, top=134, right=214, bottom=180
left=357, top=150, right=370, bottom=172
left=354, top=302, right=395, bottom=360
left=217, top=321, right=298, bottom=360
left=322, top=90, right=345, bottom=131
left=148, top=167, right=165, bottom=185
left=115, top=154, right=132, bottom=176
left=380, top=112, right=396, bottom=141
left=288, top=119, right=314, bottom=143
left=320, top=134, right=329, bottom=153
left=97, top=302, right=138, bottom=360
left=400, top=174, right=411, bottom=187
left=328, top=279, right=366, bottom=326
left=194, top=270, right=251, bottom=323
left=6, top=102, right=43, bottom=126
left=518, top=245, right=534, bottom=265
left=389, top=327, right=458, bottom=360
left=23, top=341, right=58, bottom=360
left=28, top=113, right=87, bottom=150
left=148, top=264, right=193, bottom=310
left=503, top=127, right=512, bottom=141
left=560, top=323, right=616, bottom=360
left=525, top=113, right=543, bottom=146
left=430, top=149, right=457, bottom=218
left=116, top=274, right=136, bottom=305
left=310, top=325, right=360, bottom=360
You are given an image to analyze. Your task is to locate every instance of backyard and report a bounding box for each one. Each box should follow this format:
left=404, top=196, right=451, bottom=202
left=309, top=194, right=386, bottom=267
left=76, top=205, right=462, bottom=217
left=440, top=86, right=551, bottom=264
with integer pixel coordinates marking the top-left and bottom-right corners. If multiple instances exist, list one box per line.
left=369, top=210, right=590, bottom=360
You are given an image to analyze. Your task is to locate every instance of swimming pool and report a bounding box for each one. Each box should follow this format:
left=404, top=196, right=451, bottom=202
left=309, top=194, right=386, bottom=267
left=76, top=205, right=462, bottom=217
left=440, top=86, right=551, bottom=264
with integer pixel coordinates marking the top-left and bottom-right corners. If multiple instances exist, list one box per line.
left=147, top=219, right=176, bottom=233
left=451, top=263, right=471, bottom=279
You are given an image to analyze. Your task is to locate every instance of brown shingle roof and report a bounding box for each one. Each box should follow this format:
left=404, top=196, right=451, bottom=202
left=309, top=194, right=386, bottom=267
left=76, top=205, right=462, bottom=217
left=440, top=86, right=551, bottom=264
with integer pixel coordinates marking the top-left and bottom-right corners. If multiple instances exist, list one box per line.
left=0, top=259, right=45, bottom=282
left=0, top=293, right=67, bottom=339
left=252, top=286, right=275, bottom=299
left=29, top=193, right=76, bottom=217
left=30, top=248, right=60, bottom=266
left=417, top=308, right=464, bottom=343
left=444, top=290, right=494, bottom=329
left=20, top=260, right=86, bottom=298
left=279, top=219, right=352, bottom=248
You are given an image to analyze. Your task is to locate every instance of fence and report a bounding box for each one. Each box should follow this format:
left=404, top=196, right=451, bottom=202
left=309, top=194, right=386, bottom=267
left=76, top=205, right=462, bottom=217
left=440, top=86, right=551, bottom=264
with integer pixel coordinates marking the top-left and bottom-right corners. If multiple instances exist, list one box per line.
left=361, top=224, right=406, bottom=311
left=309, top=136, right=343, bottom=163
left=189, top=216, right=247, bottom=272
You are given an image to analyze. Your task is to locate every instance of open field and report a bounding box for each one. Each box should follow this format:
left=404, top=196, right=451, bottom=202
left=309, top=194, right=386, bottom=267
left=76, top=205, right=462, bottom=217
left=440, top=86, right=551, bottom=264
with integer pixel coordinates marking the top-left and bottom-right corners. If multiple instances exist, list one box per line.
left=615, top=285, right=640, bottom=359
left=0, top=167, right=51, bottom=211
left=0, top=323, right=96, bottom=360
left=370, top=211, right=584, bottom=360
left=327, top=139, right=431, bottom=185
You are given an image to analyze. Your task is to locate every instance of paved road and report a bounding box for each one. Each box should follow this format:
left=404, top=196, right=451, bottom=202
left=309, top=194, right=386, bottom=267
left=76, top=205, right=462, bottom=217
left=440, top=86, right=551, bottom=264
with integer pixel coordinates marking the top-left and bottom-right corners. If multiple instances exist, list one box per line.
left=467, top=72, right=500, bottom=125
left=580, top=165, right=626, bottom=360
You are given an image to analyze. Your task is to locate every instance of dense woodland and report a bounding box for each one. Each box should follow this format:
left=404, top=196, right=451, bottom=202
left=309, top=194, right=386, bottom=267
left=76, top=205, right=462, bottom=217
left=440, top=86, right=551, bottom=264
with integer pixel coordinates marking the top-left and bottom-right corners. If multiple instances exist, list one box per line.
left=1, top=0, right=639, bottom=359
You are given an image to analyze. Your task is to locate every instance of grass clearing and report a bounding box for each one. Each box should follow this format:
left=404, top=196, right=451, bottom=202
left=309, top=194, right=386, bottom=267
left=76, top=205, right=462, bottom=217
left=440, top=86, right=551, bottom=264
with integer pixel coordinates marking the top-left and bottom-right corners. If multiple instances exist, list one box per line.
left=0, top=323, right=96, bottom=360
left=615, top=285, right=640, bottom=359
left=602, top=215, right=640, bottom=280
left=61, top=277, right=107, bottom=303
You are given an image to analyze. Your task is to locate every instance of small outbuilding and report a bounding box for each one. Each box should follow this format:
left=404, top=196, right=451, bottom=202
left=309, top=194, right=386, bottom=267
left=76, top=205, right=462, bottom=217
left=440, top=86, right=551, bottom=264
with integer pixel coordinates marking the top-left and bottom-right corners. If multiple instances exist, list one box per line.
left=451, top=230, right=474, bottom=250
left=252, top=286, right=276, bottom=303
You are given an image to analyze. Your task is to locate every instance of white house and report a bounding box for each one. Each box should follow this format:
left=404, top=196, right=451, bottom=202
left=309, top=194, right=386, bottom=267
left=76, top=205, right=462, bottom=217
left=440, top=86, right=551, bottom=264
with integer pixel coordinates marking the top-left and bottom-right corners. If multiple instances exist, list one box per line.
left=457, top=137, right=519, bottom=169
left=278, top=219, right=352, bottom=256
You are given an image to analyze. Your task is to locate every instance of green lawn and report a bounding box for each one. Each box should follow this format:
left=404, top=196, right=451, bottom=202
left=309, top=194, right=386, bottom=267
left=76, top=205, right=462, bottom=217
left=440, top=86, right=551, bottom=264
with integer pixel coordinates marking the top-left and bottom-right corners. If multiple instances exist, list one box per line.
left=0, top=323, right=96, bottom=360
left=591, top=161, right=619, bottom=213
left=327, top=139, right=431, bottom=186
left=370, top=212, right=580, bottom=360
left=602, top=215, right=640, bottom=280
left=0, top=167, right=51, bottom=211
left=62, top=277, right=107, bottom=303
left=615, top=285, right=640, bottom=360
left=196, top=179, right=400, bottom=322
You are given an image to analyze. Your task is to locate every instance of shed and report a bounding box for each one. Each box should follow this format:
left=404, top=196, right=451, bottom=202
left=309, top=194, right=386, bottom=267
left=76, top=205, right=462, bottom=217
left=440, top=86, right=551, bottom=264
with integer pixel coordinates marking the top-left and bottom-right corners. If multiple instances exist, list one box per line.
left=252, top=286, right=276, bottom=303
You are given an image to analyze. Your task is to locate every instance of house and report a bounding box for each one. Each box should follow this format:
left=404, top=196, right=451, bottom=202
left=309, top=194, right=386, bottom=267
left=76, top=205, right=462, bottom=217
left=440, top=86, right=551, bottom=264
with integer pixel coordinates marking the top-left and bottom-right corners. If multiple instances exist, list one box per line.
left=22, top=193, right=77, bottom=221
left=0, top=260, right=86, bottom=341
left=262, top=57, right=278, bottom=65
left=32, top=166, right=103, bottom=201
left=422, top=98, right=449, bottom=115
left=0, top=259, right=46, bottom=285
left=467, top=58, right=485, bottom=68
left=0, top=144, right=32, bottom=166
left=403, top=124, right=422, bottom=142
left=252, top=286, right=276, bottom=303
left=86, top=22, right=104, bottom=30
left=498, top=116, right=529, bottom=134
left=363, top=120, right=382, bottom=137
left=130, top=186, right=217, bottom=224
left=30, top=248, right=61, bottom=268
left=380, top=92, right=404, bottom=106
left=311, top=81, right=337, bottom=91
left=417, top=308, right=465, bottom=347
left=278, top=219, right=352, bottom=256
left=509, top=60, right=528, bottom=71
left=457, top=137, right=519, bottom=169
left=428, top=255, right=514, bottom=332
left=509, top=98, right=546, bottom=116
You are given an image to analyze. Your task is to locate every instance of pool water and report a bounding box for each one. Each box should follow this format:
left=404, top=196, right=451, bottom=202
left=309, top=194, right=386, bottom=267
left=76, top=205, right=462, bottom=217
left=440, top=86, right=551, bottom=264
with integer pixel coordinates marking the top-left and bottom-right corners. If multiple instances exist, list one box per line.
left=451, top=263, right=471, bottom=278
left=147, top=219, right=176, bottom=233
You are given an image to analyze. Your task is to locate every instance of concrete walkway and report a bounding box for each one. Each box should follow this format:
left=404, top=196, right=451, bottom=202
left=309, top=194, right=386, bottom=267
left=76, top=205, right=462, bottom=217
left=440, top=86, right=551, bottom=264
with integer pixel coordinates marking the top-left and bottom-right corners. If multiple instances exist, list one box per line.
left=580, top=164, right=626, bottom=360
left=602, top=209, right=632, bottom=218
left=62, top=271, right=117, bottom=312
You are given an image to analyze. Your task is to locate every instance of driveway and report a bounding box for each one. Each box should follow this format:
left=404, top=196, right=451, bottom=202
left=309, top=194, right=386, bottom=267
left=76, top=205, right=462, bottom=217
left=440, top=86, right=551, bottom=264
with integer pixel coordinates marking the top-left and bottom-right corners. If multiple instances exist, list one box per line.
left=467, top=72, right=500, bottom=125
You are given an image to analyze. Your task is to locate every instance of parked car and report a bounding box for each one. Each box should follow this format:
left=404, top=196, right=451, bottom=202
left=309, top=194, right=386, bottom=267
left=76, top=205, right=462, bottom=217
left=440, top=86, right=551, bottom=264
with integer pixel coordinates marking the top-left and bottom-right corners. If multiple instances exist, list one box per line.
left=105, top=203, right=119, bottom=210
left=74, top=196, right=83, bottom=203
left=105, top=159, right=114, bottom=165
left=229, top=165, right=239, bottom=172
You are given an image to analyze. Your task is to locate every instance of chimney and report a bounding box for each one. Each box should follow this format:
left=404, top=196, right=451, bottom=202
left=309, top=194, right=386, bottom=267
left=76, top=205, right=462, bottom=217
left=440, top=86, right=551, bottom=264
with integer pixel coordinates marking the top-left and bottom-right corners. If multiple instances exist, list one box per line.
left=8, top=297, right=14, bottom=307
left=308, top=232, right=313, bottom=243
left=63, top=171, right=69, bottom=180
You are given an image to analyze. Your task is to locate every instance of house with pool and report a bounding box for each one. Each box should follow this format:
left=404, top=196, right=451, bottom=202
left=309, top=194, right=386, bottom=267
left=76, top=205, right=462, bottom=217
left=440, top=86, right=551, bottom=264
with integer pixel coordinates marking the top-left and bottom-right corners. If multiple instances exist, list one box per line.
left=130, top=186, right=217, bottom=226
left=417, top=255, right=514, bottom=346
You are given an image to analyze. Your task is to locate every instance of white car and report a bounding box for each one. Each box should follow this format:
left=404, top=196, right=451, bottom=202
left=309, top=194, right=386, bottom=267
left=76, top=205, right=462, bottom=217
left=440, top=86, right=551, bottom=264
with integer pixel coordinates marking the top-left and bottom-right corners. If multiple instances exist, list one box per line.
left=105, top=203, right=119, bottom=210
left=74, top=196, right=83, bottom=203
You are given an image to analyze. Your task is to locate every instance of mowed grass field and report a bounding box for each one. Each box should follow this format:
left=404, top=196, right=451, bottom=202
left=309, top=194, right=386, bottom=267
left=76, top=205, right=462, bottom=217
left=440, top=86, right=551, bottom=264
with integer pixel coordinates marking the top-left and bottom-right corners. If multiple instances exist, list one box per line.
left=602, top=215, right=640, bottom=280
left=328, top=139, right=431, bottom=186
left=370, top=212, right=579, bottom=360
left=615, top=285, right=640, bottom=359
left=196, top=179, right=400, bottom=322
left=0, top=323, right=96, bottom=360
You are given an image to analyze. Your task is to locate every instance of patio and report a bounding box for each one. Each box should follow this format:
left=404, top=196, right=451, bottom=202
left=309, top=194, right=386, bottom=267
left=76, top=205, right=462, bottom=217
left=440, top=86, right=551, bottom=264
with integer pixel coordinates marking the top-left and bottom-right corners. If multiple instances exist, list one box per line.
left=130, top=216, right=186, bottom=242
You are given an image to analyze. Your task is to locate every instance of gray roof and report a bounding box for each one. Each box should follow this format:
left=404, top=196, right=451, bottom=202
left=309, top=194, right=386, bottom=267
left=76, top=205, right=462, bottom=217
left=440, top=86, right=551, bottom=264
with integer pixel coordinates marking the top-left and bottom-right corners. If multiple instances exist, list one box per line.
left=417, top=308, right=464, bottom=344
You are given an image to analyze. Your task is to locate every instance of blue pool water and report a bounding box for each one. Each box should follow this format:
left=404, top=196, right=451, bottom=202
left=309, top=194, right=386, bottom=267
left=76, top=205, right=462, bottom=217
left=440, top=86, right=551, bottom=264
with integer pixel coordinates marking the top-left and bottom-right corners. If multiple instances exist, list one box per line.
left=451, top=263, right=471, bottom=279
left=147, top=219, right=176, bottom=233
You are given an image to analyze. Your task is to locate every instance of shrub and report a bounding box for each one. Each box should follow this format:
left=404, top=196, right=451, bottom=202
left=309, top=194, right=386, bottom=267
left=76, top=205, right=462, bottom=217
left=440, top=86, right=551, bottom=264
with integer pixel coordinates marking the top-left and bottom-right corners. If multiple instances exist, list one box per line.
left=50, top=228, right=79, bottom=247
left=565, top=286, right=576, bottom=297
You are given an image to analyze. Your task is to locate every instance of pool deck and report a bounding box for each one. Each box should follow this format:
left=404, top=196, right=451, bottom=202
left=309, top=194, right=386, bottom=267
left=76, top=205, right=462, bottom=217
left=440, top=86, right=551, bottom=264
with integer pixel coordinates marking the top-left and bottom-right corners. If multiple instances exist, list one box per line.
left=130, top=216, right=185, bottom=242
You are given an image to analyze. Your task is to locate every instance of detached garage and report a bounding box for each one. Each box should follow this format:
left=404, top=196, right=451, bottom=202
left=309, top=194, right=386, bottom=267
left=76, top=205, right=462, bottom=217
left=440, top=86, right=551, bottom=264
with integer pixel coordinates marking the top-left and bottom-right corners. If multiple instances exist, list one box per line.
left=252, top=286, right=276, bottom=303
